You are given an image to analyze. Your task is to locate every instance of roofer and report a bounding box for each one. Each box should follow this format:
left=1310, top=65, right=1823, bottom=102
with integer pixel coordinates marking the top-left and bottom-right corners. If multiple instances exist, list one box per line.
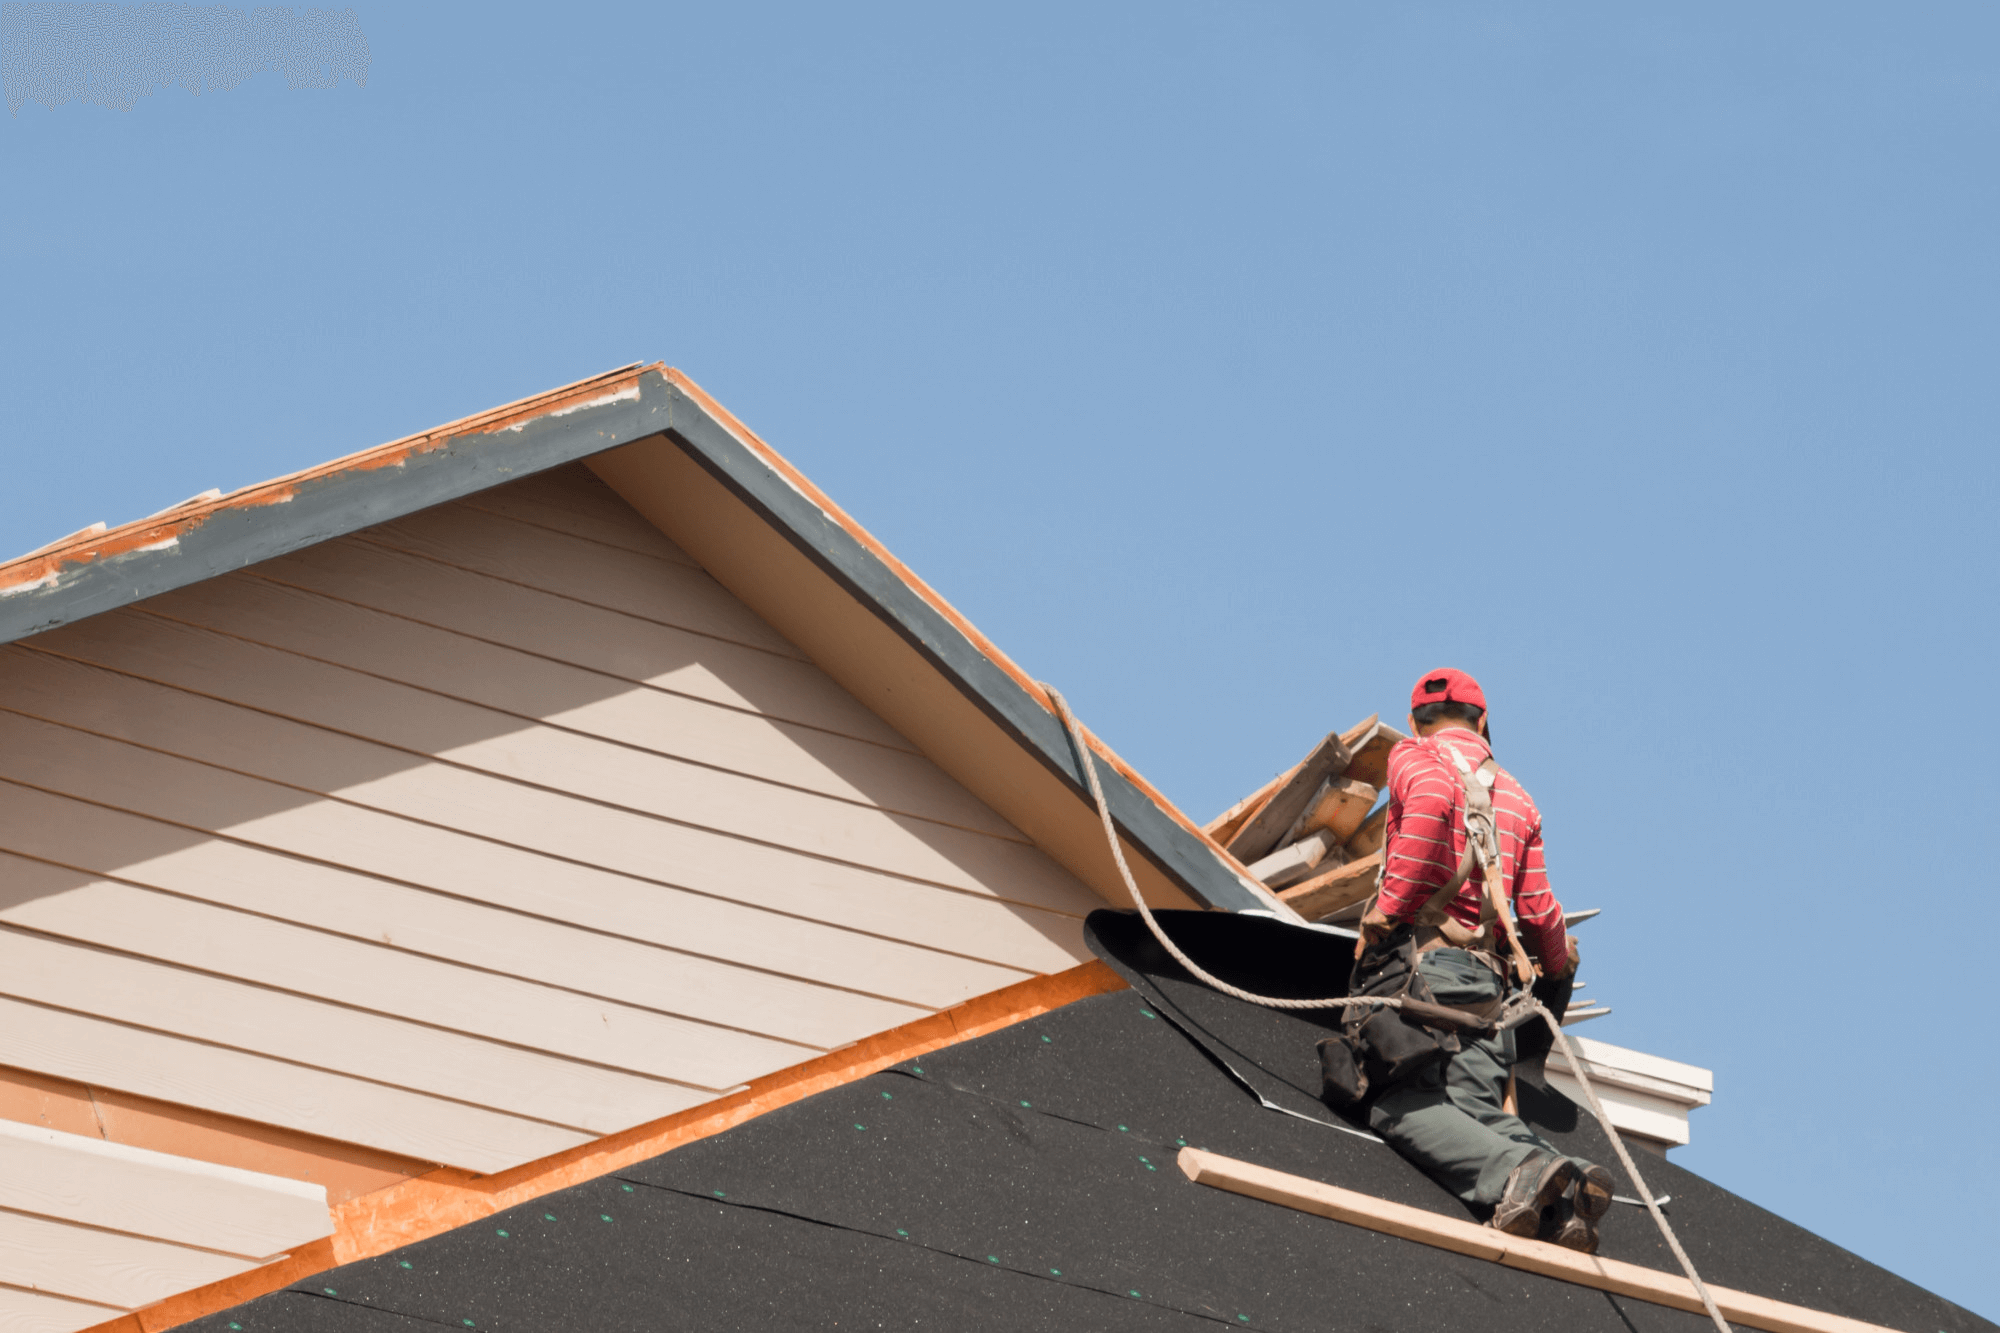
left=1346, top=668, right=1614, bottom=1252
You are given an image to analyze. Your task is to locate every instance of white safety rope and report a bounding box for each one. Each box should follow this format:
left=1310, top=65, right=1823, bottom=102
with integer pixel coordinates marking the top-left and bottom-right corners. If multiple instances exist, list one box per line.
left=1041, top=685, right=1732, bottom=1333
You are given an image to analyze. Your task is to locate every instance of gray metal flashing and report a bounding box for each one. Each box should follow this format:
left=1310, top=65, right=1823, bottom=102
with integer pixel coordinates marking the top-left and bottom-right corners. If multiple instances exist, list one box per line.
left=0, top=385, right=674, bottom=647
left=655, top=376, right=1272, bottom=914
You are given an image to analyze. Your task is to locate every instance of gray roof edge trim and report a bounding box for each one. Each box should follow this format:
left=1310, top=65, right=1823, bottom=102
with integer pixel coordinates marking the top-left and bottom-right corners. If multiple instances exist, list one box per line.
left=0, top=387, right=675, bottom=647
left=657, top=379, right=1270, bottom=914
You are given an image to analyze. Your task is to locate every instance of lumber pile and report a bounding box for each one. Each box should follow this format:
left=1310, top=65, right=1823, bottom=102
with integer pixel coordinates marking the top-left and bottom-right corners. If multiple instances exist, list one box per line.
left=1203, top=714, right=1407, bottom=924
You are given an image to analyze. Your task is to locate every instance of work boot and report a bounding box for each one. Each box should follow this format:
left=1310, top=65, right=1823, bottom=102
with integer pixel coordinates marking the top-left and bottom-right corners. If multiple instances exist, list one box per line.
left=1571, top=1161, right=1615, bottom=1222
left=1541, top=1197, right=1600, bottom=1255
left=1488, top=1151, right=1577, bottom=1238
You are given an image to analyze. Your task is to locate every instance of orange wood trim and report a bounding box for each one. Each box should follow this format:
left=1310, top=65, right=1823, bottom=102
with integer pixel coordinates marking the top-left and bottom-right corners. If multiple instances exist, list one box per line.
left=660, top=368, right=1236, bottom=868
left=103, top=959, right=1128, bottom=1333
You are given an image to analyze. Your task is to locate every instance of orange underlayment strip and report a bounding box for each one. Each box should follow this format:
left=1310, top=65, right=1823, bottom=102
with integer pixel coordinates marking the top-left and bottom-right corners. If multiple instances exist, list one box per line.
left=1178, top=1147, right=1896, bottom=1333
left=85, top=959, right=1128, bottom=1333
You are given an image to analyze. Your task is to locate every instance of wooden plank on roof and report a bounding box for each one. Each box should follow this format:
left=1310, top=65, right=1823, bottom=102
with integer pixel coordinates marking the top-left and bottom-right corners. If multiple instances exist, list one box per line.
left=1179, top=1147, right=1895, bottom=1333
left=0, top=776, right=1068, bottom=1004
left=0, top=996, right=591, bottom=1173
left=1275, top=852, right=1382, bottom=922
left=1224, top=725, right=1358, bottom=865
left=358, top=506, right=806, bottom=659
left=1340, top=717, right=1408, bottom=789
left=35, top=607, right=1024, bottom=840
left=0, top=1207, right=263, bottom=1310
left=0, top=653, right=1099, bottom=923
left=242, top=540, right=914, bottom=751
left=0, top=1116, right=328, bottom=1259
left=1282, top=776, right=1377, bottom=845
left=1346, top=800, right=1388, bottom=859
left=1202, top=771, right=1287, bottom=846
left=0, top=906, right=732, bottom=1124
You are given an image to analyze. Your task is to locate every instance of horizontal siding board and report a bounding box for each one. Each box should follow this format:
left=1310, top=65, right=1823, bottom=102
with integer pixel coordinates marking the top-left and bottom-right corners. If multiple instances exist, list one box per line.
left=0, top=1281, right=122, bottom=1333
left=0, top=904, right=718, bottom=1130
left=248, top=538, right=914, bottom=750
left=0, top=720, right=1048, bottom=1009
left=358, top=506, right=804, bottom=658
left=0, top=780, right=1063, bottom=1027
left=455, top=468, right=700, bottom=566
left=0, top=996, right=592, bottom=1173
left=0, top=838, right=815, bottom=1089
left=38, top=606, right=1022, bottom=839
left=0, top=1117, right=328, bottom=1258
left=0, top=649, right=1100, bottom=916
left=0, top=1207, right=262, bottom=1310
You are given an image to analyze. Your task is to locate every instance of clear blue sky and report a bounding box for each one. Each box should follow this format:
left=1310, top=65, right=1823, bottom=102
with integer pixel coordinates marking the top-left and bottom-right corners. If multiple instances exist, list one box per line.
left=6, top=2, right=1997, bottom=1318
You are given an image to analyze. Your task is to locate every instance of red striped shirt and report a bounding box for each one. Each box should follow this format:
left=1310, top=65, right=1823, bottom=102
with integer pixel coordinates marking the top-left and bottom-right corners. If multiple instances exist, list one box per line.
left=1377, top=729, right=1568, bottom=969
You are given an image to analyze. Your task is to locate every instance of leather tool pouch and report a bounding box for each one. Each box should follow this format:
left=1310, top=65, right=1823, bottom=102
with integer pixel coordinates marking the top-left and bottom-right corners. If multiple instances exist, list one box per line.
left=1317, top=923, right=1461, bottom=1109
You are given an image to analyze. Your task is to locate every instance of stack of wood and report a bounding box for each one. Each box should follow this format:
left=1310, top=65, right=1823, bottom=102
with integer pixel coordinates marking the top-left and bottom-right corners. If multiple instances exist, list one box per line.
left=1204, top=714, right=1407, bottom=925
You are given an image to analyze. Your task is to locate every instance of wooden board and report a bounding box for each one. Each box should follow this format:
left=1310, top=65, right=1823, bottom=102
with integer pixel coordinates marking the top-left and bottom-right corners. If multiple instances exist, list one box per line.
left=1224, top=728, right=1356, bottom=865
left=1275, top=852, right=1382, bottom=922
left=1339, top=717, right=1408, bottom=790
left=1202, top=771, right=1287, bottom=845
left=0, top=996, right=593, bottom=1173
left=1345, top=800, right=1389, bottom=859
left=1178, top=1147, right=1895, bottom=1333
left=1243, top=833, right=1341, bottom=889
left=0, top=1116, right=329, bottom=1259
left=1284, top=777, right=1377, bottom=845
left=0, top=1206, right=264, bottom=1310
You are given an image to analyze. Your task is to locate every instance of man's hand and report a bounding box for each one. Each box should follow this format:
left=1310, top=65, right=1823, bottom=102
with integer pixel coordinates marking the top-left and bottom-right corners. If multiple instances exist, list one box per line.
left=1354, top=904, right=1394, bottom=959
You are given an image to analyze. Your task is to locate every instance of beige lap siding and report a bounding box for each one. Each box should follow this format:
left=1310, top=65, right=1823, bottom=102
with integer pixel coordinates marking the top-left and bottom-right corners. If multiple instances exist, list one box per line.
left=0, top=1117, right=331, bottom=1333
left=0, top=467, right=1102, bottom=1176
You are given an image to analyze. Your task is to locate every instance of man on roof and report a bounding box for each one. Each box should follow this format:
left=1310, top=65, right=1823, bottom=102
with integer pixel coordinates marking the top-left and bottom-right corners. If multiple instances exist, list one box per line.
left=1351, top=668, right=1614, bottom=1252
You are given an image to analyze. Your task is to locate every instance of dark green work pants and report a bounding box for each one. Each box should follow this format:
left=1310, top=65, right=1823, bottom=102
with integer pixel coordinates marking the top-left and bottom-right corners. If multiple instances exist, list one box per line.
left=1367, top=948, right=1560, bottom=1208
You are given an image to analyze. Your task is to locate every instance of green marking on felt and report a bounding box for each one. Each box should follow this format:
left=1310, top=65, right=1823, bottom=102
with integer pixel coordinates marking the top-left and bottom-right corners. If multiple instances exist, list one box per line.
left=896, top=1228, right=909, bottom=1237
left=1049, top=1268, right=1061, bottom=1276
left=495, top=1229, right=509, bottom=1238
left=600, top=1214, right=613, bottom=1222
left=229, top=1324, right=242, bottom=1330
left=880, top=1091, right=893, bottom=1099
left=1117, top=1124, right=1129, bottom=1132
left=854, top=1123, right=867, bottom=1130
left=1139, top=1009, right=1156, bottom=1019
left=986, top=1255, right=999, bottom=1264
left=912, top=1066, right=923, bottom=1074
left=399, top=1262, right=413, bottom=1270
left=322, top=1288, right=337, bottom=1296
left=1238, top=1317, right=1250, bottom=1323
left=713, top=1190, right=727, bottom=1198
left=621, top=1183, right=634, bottom=1192
left=543, top=1213, right=557, bottom=1221
left=1019, top=1100, right=1031, bottom=1108
left=1129, top=1290, right=1142, bottom=1298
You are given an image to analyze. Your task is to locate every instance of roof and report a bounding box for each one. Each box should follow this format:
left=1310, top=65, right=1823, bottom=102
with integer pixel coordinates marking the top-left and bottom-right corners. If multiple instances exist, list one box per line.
left=183, top=911, right=1992, bottom=1333
left=0, top=363, right=1286, bottom=918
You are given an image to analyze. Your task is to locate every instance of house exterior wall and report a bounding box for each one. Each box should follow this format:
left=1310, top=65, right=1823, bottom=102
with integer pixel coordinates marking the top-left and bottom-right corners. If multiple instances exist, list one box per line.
left=0, top=465, right=1103, bottom=1197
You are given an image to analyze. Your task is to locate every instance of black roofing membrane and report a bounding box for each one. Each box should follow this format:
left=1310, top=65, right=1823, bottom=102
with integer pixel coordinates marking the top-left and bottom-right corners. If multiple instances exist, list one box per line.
left=189, top=911, right=1991, bottom=1333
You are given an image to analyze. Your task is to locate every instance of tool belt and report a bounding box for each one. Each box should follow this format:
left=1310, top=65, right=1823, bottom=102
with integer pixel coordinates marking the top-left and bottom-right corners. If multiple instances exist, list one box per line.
left=1317, top=745, right=1540, bottom=1110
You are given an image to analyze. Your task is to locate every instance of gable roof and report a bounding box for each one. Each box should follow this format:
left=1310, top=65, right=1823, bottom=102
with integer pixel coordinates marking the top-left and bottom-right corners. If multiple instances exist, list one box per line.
left=0, top=363, right=1289, bottom=919
left=180, top=910, right=1992, bottom=1333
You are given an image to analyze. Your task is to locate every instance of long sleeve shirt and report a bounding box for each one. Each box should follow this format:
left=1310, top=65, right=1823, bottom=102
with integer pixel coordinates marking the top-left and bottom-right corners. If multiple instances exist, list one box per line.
left=1377, top=728, right=1569, bottom=970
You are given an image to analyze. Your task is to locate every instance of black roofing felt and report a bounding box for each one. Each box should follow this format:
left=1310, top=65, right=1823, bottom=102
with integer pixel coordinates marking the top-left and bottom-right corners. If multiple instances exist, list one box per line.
left=189, top=918, right=1987, bottom=1333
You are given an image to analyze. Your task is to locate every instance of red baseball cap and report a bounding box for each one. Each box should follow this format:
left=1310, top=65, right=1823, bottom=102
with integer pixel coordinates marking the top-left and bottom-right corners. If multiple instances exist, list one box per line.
left=1411, top=668, right=1487, bottom=713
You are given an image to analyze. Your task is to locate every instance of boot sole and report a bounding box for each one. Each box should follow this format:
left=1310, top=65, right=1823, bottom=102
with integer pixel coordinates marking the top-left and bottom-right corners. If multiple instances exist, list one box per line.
left=1573, top=1164, right=1615, bottom=1222
left=1491, top=1157, right=1578, bottom=1237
